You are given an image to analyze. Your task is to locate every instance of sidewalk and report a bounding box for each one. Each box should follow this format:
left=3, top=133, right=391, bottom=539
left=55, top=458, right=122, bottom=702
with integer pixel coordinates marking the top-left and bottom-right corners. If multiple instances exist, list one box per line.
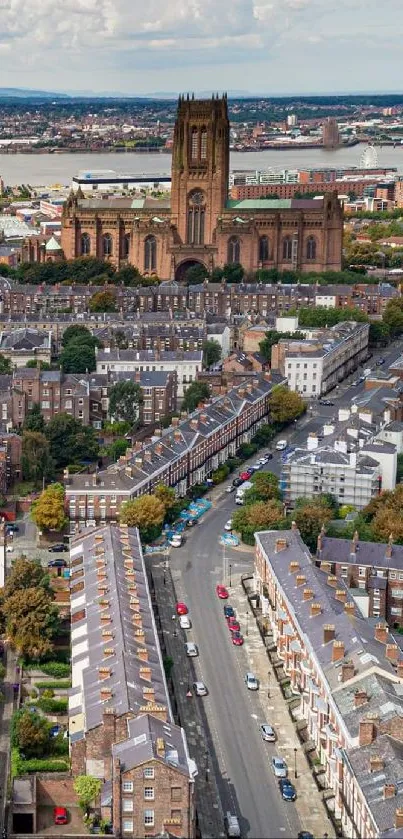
left=231, top=574, right=336, bottom=839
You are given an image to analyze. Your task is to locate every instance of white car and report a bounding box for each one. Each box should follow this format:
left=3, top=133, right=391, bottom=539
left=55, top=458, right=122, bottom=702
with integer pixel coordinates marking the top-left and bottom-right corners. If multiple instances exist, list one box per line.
left=179, top=615, right=192, bottom=630
left=271, top=756, right=288, bottom=777
left=185, top=642, right=198, bottom=657
left=275, top=440, right=287, bottom=451
left=260, top=723, right=276, bottom=742
left=226, top=485, right=235, bottom=493
left=224, top=519, right=233, bottom=531
left=169, top=535, right=183, bottom=548
left=245, top=672, right=259, bottom=691
left=251, top=462, right=261, bottom=470
left=193, top=681, right=208, bottom=696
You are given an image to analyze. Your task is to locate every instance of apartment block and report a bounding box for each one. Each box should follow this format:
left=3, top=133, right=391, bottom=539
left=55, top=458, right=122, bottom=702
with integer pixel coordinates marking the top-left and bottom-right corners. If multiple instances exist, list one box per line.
left=254, top=528, right=403, bottom=838
left=95, top=349, right=202, bottom=400
left=69, top=524, right=196, bottom=839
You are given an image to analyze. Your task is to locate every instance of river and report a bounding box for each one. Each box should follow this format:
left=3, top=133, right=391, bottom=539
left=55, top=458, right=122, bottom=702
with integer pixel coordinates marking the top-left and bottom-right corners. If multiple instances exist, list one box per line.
left=1, top=145, right=403, bottom=187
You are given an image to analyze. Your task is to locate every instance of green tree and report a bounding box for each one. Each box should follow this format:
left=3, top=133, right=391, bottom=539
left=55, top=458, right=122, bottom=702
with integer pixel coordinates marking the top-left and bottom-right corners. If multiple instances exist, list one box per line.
left=120, top=495, right=166, bottom=541
left=108, top=380, right=142, bottom=427
left=4, top=586, right=60, bottom=659
left=25, top=359, right=52, bottom=370
left=60, top=340, right=96, bottom=373
left=233, top=499, right=284, bottom=544
left=269, top=386, right=305, bottom=424
left=203, top=339, right=221, bottom=368
left=182, top=381, right=211, bottom=413
left=14, top=710, right=50, bottom=758
left=22, top=403, right=45, bottom=434
left=0, top=354, right=12, bottom=374
left=293, top=499, right=333, bottom=551
left=61, top=325, right=98, bottom=348
left=31, top=483, right=67, bottom=532
left=369, top=321, right=390, bottom=347
left=383, top=301, right=403, bottom=337
left=73, top=776, right=102, bottom=814
left=222, top=263, right=244, bottom=283
left=45, top=413, right=99, bottom=467
left=259, top=330, right=305, bottom=363
left=184, top=264, right=210, bottom=285
left=89, top=290, right=117, bottom=313
left=22, top=431, right=54, bottom=485
left=106, top=438, right=129, bottom=462
left=154, top=483, right=176, bottom=511
left=5, top=557, right=49, bottom=599
left=243, top=472, right=280, bottom=504
left=114, top=265, right=143, bottom=286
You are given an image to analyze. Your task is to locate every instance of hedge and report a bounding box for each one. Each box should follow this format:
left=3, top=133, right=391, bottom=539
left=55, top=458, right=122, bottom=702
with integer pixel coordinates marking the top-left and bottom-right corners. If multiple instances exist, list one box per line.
left=37, top=662, right=70, bottom=678
left=36, top=697, right=68, bottom=714
left=37, top=680, right=72, bottom=690
left=20, top=758, right=69, bottom=773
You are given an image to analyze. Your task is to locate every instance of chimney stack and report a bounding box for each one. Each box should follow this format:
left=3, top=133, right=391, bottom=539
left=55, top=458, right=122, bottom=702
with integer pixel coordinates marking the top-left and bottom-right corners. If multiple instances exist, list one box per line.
left=397, top=661, right=403, bottom=680
left=275, top=537, right=288, bottom=553
left=375, top=623, right=389, bottom=644
left=323, top=624, right=335, bottom=644
left=320, top=561, right=332, bottom=575
left=344, top=602, right=355, bottom=616
left=335, top=589, right=347, bottom=603
left=310, top=603, right=322, bottom=617
left=384, top=784, right=396, bottom=800
left=386, top=643, right=399, bottom=662
left=369, top=755, right=384, bottom=773
left=296, top=574, right=306, bottom=587
left=354, top=689, right=368, bottom=708
left=385, top=533, right=393, bottom=559
left=332, top=640, right=345, bottom=662
left=359, top=716, right=377, bottom=747
left=341, top=661, right=355, bottom=683
left=395, top=809, right=403, bottom=829
left=289, top=561, right=300, bottom=573
left=303, top=588, right=314, bottom=602
left=327, top=575, right=337, bottom=587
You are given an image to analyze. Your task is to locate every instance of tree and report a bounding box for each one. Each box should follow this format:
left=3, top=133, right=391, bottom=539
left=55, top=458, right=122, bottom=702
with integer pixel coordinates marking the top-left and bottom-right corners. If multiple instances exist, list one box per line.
left=293, top=500, right=333, bottom=551
left=269, top=386, right=305, bottom=424
left=31, top=483, right=67, bottom=532
left=372, top=509, right=403, bottom=543
left=120, top=495, right=166, bottom=541
left=22, top=431, right=54, bottom=484
left=154, top=483, right=176, bottom=511
left=60, top=340, right=96, bottom=373
left=106, top=438, right=129, bottom=462
left=89, top=290, right=117, bottom=313
left=26, top=359, right=52, bottom=370
left=4, top=586, right=60, bottom=659
left=232, top=500, right=284, bottom=544
left=185, top=264, right=210, bottom=285
left=14, top=710, right=50, bottom=758
left=203, top=340, right=221, bottom=368
left=182, top=381, right=211, bottom=413
left=62, top=325, right=98, bottom=348
left=108, top=380, right=142, bottom=427
left=0, top=354, right=12, bottom=374
left=5, top=557, right=49, bottom=599
left=222, top=263, right=244, bottom=283
left=243, top=472, right=280, bottom=504
left=73, top=776, right=102, bottom=814
left=22, top=403, right=45, bottom=434
left=45, top=413, right=99, bottom=467
left=259, top=330, right=305, bottom=363
left=383, top=301, right=403, bottom=337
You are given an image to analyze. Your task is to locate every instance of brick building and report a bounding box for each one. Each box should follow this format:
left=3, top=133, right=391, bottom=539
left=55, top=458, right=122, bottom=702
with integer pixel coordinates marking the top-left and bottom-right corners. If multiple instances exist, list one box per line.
left=69, top=524, right=196, bottom=838
left=95, top=349, right=202, bottom=400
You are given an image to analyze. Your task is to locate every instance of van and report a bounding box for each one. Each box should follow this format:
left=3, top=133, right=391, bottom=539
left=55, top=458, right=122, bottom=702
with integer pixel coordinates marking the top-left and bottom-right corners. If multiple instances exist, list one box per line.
left=275, top=439, right=287, bottom=451
left=224, top=813, right=241, bottom=837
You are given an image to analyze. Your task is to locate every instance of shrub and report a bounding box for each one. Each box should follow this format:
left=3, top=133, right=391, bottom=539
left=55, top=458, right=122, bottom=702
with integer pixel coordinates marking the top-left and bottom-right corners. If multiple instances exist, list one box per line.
left=42, top=689, right=55, bottom=699
left=37, top=697, right=68, bottom=714
left=19, top=758, right=69, bottom=773
left=37, top=680, right=72, bottom=690
left=11, top=747, right=22, bottom=778
left=51, top=735, right=69, bottom=756
left=38, top=662, right=70, bottom=678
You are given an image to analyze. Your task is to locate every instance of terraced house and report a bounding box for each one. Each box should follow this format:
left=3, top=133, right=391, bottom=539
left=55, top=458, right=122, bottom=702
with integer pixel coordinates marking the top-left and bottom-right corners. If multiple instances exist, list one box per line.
left=65, top=373, right=281, bottom=525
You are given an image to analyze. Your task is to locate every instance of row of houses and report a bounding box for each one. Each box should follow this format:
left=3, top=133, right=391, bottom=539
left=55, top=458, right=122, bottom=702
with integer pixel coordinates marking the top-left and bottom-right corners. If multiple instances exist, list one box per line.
left=254, top=527, right=403, bottom=838
left=64, top=373, right=280, bottom=525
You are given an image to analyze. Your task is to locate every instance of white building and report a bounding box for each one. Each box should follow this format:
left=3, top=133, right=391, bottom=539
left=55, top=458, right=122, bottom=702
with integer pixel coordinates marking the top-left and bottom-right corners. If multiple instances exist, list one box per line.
left=281, top=447, right=382, bottom=509
left=96, top=348, right=202, bottom=399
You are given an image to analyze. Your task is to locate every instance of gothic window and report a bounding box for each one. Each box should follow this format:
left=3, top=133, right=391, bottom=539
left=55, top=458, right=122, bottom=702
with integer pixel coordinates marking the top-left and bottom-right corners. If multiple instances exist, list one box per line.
left=103, top=233, right=113, bottom=256
left=200, top=128, right=207, bottom=160
left=81, top=233, right=90, bottom=256
left=228, top=236, right=240, bottom=265
left=144, top=235, right=157, bottom=272
left=191, top=127, right=198, bottom=160
left=122, top=233, right=130, bottom=259
left=259, top=235, right=270, bottom=262
left=282, top=237, right=292, bottom=260
left=187, top=191, right=205, bottom=245
left=306, top=236, right=317, bottom=260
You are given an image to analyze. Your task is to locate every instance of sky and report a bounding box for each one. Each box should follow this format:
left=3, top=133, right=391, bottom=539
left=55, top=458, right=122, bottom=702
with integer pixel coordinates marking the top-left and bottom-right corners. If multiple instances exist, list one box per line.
left=0, top=0, right=402, bottom=96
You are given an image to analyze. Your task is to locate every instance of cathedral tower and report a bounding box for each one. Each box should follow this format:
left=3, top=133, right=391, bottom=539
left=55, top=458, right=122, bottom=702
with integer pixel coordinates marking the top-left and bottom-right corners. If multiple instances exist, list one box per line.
left=170, top=94, right=230, bottom=248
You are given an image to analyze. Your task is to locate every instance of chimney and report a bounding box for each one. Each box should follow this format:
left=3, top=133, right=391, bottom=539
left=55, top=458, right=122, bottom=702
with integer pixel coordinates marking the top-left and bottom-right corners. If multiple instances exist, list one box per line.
left=397, top=661, right=403, bottom=680
left=369, top=755, right=384, bottom=773
left=335, top=589, right=347, bottom=603
left=395, top=809, right=403, bottom=830
left=341, top=661, right=355, bottom=682
left=275, top=537, right=288, bottom=553
left=190, top=418, right=198, bottom=430
left=332, top=640, right=345, bottom=662
left=289, top=561, right=300, bottom=573
left=310, top=603, right=322, bottom=617
left=100, top=687, right=113, bottom=701
left=291, top=520, right=298, bottom=532
left=317, top=523, right=326, bottom=553
left=354, top=689, right=368, bottom=708
left=386, top=643, right=399, bottom=662
left=351, top=530, right=359, bottom=554
left=296, top=574, right=306, bottom=587
left=155, top=442, right=163, bottom=455
left=320, top=561, right=332, bottom=575
left=63, top=467, right=70, bottom=485
left=359, top=717, right=377, bottom=747
left=139, top=666, right=152, bottom=682
left=92, top=471, right=99, bottom=487
left=143, top=686, right=155, bottom=703
left=138, top=648, right=148, bottom=662
left=303, top=588, right=314, bottom=602
left=156, top=738, right=165, bottom=758
left=98, top=666, right=112, bottom=681
left=375, top=623, right=389, bottom=644
left=384, top=784, right=396, bottom=800
left=323, top=624, right=336, bottom=644
left=385, top=533, right=393, bottom=559
left=327, top=575, right=337, bottom=587
left=344, top=602, right=355, bottom=616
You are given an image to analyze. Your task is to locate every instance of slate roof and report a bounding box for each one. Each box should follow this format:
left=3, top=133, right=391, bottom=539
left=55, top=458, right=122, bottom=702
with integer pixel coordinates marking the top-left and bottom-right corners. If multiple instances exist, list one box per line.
left=318, top=536, right=403, bottom=572
left=347, top=736, right=403, bottom=834
left=0, top=328, right=51, bottom=351
left=112, top=714, right=195, bottom=778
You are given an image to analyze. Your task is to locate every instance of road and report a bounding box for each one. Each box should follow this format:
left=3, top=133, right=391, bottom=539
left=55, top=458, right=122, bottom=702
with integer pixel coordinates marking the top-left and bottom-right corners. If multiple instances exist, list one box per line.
left=169, top=502, right=301, bottom=839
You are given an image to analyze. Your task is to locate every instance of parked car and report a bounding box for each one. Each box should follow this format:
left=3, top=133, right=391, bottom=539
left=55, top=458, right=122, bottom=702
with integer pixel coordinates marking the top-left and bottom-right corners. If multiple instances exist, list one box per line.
left=271, top=756, right=287, bottom=777
left=224, top=813, right=241, bottom=838
left=48, top=559, right=67, bottom=568
left=245, top=672, right=259, bottom=691
left=232, top=631, right=244, bottom=646
left=179, top=615, right=191, bottom=630
left=169, top=534, right=183, bottom=548
left=377, top=357, right=385, bottom=365
left=48, top=544, right=68, bottom=553
left=232, top=477, right=243, bottom=488
left=298, top=833, right=314, bottom=839
left=6, top=524, right=19, bottom=533
left=265, top=452, right=273, bottom=461
left=275, top=440, right=287, bottom=451
left=185, top=642, right=198, bottom=657
left=226, top=484, right=235, bottom=493
left=224, top=605, right=235, bottom=620
left=224, top=519, right=233, bottom=531
left=251, top=462, right=262, bottom=471
left=193, top=681, right=208, bottom=696
left=176, top=602, right=188, bottom=615
left=216, top=584, right=229, bottom=599
left=54, top=808, right=68, bottom=826
left=228, top=617, right=241, bottom=633
left=239, top=471, right=251, bottom=481
left=279, top=778, right=296, bottom=801
left=260, top=723, right=276, bottom=742
left=319, top=399, right=334, bottom=407
left=351, top=380, right=360, bottom=387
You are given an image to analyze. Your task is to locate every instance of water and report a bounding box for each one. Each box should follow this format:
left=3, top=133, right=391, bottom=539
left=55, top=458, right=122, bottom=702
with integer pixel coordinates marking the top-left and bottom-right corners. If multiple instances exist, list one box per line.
left=1, top=145, right=403, bottom=187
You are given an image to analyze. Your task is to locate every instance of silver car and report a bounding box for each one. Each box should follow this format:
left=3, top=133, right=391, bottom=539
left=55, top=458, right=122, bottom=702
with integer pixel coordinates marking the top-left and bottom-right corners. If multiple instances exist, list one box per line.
left=193, top=681, right=208, bottom=696
left=245, top=672, right=259, bottom=691
left=260, top=723, right=276, bottom=742
left=271, top=756, right=288, bottom=778
left=185, top=642, right=198, bottom=657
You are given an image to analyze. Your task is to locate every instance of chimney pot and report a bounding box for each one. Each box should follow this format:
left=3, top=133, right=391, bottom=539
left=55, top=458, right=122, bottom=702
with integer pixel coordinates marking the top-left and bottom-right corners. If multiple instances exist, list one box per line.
left=323, top=624, right=336, bottom=644
left=303, top=588, right=314, bottom=602
left=289, top=561, right=300, bottom=573
left=384, top=783, right=396, bottom=800
left=335, top=589, right=347, bottom=603
left=275, top=537, right=288, bottom=553
left=327, top=575, right=337, bottom=587
left=354, top=689, right=368, bottom=708
left=369, top=755, right=383, bottom=772
left=341, top=661, right=355, bottom=682
left=296, top=574, right=306, bottom=587
left=332, top=640, right=345, bottom=662
left=375, top=623, right=389, bottom=644
left=386, top=643, right=399, bottom=662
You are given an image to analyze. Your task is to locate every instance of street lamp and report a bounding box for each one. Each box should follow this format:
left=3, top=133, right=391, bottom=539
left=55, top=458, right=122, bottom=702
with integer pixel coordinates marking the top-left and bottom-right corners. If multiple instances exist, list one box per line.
left=229, top=563, right=232, bottom=587
left=267, top=671, right=271, bottom=698
left=246, top=610, right=249, bottom=637
left=294, top=747, right=298, bottom=779
left=205, top=751, right=209, bottom=783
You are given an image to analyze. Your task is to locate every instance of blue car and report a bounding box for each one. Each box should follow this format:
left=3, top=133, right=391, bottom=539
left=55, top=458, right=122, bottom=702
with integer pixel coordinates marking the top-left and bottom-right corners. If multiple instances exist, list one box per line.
left=279, top=778, right=296, bottom=801
left=223, top=605, right=235, bottom=620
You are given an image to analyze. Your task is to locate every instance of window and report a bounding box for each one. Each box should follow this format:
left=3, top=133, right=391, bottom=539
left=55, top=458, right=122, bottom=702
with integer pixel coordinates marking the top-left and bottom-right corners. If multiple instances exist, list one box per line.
left=200, top=128, right=207, bottom=160
left=171, top=787, right=182, bottom=802
left=341, top=566, right=348, bottom=578
left=122, top=233, right=130, bottom=259
left=144, top=787, right=154, bottom=800
left=123, top=821, right=133, bottom=833
left=144, top=236, right=157, bottom=272
left=41, top=401, right=50, bottom=409
left=191, top=126, right=198, bottom=159
left=227, top=236, right=240, bottom=264
left=171, top=810, right=182, bottom=820
left=390, top=572, right=397, bottom=580
left=282, top=237, right=292, bottom=260
left=306, top=236, right=316, bottom=260
left=259, top=235, right=270, bottom=262
left=143, top=767, right=154, bottom=779
left=123, top=800, right=134, bottom=813
left=144, top=811, right=154, bottom=827
left=103, top=233, right=112, bottom=257
left=187, top=190, right=205, bottom=245
left=81, top=233, right=90, bottom=256
left=359, top=567, right=366, bottom=578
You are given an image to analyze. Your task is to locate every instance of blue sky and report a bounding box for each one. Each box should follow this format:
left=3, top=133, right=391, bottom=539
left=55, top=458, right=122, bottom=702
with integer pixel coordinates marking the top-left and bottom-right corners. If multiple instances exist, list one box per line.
left=0, top=0, right=401, bottom=95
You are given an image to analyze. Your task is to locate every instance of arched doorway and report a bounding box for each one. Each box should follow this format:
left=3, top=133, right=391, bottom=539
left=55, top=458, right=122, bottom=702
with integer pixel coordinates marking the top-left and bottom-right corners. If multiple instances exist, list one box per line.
left=175, top=259, right=208, bottom=284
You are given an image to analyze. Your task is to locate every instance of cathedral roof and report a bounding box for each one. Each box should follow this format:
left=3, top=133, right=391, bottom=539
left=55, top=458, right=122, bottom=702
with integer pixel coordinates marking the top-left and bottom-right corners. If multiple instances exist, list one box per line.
left=226, top=198, right=325, bottom=210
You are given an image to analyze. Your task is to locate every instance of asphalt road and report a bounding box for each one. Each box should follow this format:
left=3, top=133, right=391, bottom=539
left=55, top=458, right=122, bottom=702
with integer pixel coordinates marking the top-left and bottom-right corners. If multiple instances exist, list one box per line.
left=169, top=502, right=301, bottom=839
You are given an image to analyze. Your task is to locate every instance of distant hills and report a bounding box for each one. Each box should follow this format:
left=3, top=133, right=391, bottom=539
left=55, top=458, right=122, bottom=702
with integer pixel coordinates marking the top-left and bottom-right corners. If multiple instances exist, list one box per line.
left=0, top=87, right=70, bottom=99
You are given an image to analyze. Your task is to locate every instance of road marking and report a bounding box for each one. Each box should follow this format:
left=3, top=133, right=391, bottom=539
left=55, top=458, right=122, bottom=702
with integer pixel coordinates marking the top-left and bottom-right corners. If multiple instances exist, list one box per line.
left=251, top=713, right=258, bottom=720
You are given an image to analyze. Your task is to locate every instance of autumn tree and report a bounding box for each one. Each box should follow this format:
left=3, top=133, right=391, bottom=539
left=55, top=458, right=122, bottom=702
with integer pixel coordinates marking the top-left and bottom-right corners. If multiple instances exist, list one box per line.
left=154, top=483, right=176, bottom=510
left=89, top=290, right=117, bottom=313
left=108, top=380, right=142, bottom=427
left=4, top=586, right=60, bottom=659
left=22, top=431, right=54, bottom=485
left=31, top=483, right=67, bottom=532
left=5, top=557, right=49, bottom=599
left=233, top=499, right=284, bottom=544
left=293, top=499, right=333, bottom=551
left=269, top=386, right=305, bottom=425
left=120, top=495, right=166, bottom=541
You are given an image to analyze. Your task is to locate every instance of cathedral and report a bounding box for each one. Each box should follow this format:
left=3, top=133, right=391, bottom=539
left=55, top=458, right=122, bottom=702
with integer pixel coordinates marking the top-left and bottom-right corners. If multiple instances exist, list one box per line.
left=61, top=95, right=343, bottom=280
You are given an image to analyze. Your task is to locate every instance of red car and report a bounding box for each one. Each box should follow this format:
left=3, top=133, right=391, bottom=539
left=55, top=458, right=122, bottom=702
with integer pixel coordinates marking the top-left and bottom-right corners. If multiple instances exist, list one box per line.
left=54, top=808, right=68, bottom=826
left=216, top=584, right=229, bottom=599
left=232, top=631, right=244, bottom=646
left=228, top=617, right=241, bottom=633
left=239, top=471, right=251, bottom=481
left=176, top=602, right=188, bottom=616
